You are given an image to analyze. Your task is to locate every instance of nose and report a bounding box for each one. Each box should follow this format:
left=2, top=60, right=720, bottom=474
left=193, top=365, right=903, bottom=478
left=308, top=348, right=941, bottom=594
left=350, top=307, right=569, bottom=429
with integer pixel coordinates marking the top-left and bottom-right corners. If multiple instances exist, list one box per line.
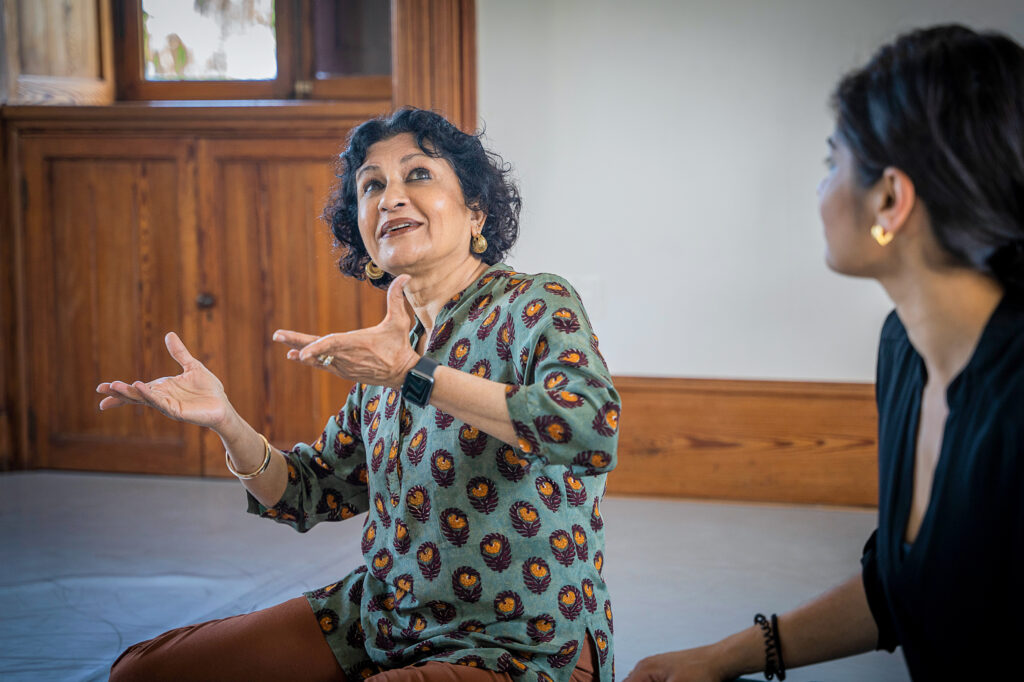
left=378, top=181, right=408, bottom=212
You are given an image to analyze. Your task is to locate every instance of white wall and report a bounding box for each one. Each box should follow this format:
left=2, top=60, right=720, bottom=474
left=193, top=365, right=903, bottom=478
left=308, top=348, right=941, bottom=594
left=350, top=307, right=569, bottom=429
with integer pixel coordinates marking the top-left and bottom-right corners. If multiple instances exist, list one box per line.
left=476, top=0, right=1024, bottom=382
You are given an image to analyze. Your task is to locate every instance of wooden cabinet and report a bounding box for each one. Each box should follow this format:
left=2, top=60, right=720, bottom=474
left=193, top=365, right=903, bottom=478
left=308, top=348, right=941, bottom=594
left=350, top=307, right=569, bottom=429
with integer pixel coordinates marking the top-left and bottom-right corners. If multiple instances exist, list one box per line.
left=11, top=126, right=384, bottom=475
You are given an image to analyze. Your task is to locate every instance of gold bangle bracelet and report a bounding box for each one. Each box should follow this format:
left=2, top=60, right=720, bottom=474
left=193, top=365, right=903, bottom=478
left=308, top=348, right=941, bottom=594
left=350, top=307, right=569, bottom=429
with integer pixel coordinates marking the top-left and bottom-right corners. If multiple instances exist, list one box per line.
left=225, top=433, right=272, bottom=480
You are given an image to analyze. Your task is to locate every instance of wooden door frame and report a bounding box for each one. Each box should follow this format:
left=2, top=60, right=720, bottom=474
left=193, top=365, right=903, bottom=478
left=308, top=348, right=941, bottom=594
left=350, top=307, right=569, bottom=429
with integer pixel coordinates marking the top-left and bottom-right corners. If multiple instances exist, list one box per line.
left=392, top=0, right=477, bottom=132
left=0, top=114, right=18, bottom=470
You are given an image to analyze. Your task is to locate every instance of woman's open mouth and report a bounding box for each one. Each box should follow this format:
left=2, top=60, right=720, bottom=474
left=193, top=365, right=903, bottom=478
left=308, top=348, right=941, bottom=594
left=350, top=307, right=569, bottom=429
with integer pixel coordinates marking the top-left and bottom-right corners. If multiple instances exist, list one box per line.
left=380, top=219, right=423, bottom=240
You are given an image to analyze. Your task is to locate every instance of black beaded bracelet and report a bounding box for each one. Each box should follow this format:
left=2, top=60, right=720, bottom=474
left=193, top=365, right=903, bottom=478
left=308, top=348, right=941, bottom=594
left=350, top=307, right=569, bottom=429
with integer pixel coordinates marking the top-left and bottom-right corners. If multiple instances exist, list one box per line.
left=753, top=613, right=787, bottom=680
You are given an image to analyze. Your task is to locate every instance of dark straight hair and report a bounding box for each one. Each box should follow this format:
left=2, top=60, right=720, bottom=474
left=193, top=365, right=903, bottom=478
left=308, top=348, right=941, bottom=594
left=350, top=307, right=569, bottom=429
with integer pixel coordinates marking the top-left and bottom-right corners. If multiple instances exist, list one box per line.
left=832, top=24, right=1024, bottom=293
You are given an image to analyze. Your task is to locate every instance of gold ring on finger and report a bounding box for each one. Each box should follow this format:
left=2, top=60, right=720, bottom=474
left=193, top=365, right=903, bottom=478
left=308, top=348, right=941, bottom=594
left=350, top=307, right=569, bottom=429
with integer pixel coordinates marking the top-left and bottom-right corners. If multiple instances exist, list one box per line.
left=318, top=354, right=334, bottom=367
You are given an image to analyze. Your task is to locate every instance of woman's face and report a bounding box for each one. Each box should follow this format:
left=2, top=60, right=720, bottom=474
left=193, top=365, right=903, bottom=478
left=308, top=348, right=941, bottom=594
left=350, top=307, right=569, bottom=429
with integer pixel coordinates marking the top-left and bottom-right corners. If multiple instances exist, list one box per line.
left=355, top=133, right=482, bottom=275
left=817, top=135, right=879, bottom=277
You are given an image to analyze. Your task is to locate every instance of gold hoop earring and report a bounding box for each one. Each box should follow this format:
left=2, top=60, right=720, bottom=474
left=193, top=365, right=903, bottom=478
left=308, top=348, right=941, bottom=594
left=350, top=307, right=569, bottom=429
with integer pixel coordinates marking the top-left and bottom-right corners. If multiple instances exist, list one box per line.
left=870, top=224, right=895, bottom=246
left=365, top=260, right=384, bottom=279
left=471, top=233, right=488, bottom=254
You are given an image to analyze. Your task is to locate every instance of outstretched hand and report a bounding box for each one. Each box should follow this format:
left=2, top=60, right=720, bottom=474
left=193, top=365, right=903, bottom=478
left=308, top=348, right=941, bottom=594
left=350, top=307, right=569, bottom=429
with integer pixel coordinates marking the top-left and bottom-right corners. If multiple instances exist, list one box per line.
left=273, top=274, right=421, bottom=389
left=96, top=332, right=235, bottom=430
left=624, top=648, right=732, bottom=682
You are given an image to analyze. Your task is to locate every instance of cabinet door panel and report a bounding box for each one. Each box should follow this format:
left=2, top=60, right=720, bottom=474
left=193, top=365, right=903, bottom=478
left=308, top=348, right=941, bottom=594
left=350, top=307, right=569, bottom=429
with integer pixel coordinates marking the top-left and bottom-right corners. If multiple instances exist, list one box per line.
left=21, top=137, right=201, bottom=473
left=197, top=139, right=385, bottom=476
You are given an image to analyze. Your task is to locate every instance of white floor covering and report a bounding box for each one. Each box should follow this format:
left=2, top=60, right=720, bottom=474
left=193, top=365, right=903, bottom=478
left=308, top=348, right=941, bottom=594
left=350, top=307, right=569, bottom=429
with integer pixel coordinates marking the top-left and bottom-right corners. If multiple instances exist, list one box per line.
left=0, top=471, right=909, bottom=682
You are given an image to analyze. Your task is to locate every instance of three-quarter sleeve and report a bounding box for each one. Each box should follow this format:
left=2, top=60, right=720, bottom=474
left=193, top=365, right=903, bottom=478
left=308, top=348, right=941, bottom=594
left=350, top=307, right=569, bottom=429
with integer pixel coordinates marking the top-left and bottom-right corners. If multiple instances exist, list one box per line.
left=860, top=530, right=900, bottom=652
left=503, top=276, right=620, bottom=476
left=247, top=384, right=370, bottom=533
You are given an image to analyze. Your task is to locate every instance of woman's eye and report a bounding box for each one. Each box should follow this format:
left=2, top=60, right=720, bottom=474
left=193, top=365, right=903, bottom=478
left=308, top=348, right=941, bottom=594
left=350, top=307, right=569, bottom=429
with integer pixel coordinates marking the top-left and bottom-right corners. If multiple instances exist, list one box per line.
left=362, top=179, right=382, bottom=195
left=408, top=167, right=431, bottom=181
left=823, top=156, right=835, bottom=169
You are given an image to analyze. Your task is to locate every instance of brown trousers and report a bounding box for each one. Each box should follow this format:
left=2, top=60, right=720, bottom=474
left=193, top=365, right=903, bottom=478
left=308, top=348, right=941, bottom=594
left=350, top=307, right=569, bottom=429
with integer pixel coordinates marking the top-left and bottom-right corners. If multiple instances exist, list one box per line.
left=109, top=597, right=599, bottom=682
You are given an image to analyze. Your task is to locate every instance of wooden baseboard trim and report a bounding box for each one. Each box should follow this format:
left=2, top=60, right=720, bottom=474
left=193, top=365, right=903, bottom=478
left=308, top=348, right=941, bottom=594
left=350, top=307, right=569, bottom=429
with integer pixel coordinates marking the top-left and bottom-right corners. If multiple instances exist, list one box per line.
left=608, top=376, right=878, bottom=507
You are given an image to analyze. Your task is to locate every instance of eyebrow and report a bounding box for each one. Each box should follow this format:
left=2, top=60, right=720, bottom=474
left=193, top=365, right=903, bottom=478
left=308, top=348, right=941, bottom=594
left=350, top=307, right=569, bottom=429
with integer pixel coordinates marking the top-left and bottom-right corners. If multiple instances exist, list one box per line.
left=356, top=164, right=378, bottom=180
left=356, top=153, right=431, bottom=180
left=827, top=136, right=836, bottom=149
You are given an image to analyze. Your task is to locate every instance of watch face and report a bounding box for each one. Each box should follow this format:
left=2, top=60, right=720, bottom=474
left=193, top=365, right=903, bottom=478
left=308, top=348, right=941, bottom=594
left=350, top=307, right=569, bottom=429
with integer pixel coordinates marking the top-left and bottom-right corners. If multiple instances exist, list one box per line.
left=403, top=371, right=433, bottom=407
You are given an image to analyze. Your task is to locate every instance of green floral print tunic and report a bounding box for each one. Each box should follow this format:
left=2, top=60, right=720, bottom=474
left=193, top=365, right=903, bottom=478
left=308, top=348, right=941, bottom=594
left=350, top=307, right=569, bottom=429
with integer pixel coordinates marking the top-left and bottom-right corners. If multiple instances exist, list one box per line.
left=247, top=263, right=621, bottom=682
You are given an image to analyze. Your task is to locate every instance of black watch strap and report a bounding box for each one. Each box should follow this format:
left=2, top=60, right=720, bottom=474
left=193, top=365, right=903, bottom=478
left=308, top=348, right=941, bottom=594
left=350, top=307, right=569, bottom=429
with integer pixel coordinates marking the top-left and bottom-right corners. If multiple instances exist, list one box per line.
left=401, top=356, right=439, bottom=407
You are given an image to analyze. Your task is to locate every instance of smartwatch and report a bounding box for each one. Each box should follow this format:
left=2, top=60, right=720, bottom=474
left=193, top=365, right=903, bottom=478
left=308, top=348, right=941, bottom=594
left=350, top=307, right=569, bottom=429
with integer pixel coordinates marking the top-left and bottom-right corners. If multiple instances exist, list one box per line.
left=401, top=356, right=439, bottom=407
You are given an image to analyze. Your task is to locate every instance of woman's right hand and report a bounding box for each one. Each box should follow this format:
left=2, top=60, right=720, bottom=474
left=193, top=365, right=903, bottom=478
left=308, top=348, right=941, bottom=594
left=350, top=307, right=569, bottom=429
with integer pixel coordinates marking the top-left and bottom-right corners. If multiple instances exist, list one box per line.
left=96, top=332, right=236, bottom=433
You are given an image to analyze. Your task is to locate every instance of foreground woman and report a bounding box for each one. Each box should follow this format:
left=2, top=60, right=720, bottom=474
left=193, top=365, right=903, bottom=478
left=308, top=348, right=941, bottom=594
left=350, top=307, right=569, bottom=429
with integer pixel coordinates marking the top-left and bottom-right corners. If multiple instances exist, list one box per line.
left=99, top=108, right=620, bottom=682
left=627, top=24, right=1024, bottom=682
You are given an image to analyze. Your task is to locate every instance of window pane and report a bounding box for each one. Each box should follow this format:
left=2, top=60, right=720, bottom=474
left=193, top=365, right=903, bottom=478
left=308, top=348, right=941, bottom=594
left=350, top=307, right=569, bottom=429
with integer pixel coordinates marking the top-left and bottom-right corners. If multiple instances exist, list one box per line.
left=143, top=0, right=277, bottom=81
left=17, top=0, right=101, bottom=78
left=313, top=0, right=390, bottom=78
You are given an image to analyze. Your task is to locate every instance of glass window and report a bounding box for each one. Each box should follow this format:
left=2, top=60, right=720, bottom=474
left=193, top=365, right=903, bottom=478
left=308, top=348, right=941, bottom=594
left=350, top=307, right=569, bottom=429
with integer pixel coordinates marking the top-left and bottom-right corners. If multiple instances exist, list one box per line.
left=312, top=0, right=390, bottom=78
left=142, top=0, right=277, bottom=81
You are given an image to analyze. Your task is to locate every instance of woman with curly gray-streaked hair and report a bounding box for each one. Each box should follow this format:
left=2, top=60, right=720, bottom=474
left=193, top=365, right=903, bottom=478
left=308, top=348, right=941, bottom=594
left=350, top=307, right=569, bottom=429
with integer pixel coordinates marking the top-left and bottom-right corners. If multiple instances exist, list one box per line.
left=99, top=108, right=621, bottom=682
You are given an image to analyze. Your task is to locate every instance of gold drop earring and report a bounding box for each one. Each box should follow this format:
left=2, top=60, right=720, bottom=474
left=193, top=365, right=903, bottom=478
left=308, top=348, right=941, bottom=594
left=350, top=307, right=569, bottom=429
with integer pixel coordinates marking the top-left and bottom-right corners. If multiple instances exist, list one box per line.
left=365, top=260, right=384, bottom=279
left=471, top=232, right=488, bottom=254
left=871, top=224, right=895, bottom=246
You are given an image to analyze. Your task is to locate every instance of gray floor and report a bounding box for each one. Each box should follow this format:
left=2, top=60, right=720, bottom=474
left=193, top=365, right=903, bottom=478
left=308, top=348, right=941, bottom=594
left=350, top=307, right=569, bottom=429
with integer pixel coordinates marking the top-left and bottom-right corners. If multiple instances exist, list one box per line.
left=0, top=472, right=909, bottom=682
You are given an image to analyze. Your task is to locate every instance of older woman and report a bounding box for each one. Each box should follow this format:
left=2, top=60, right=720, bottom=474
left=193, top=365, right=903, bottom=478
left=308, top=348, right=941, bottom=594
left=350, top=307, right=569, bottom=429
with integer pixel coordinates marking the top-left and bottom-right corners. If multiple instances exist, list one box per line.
left=626, top=25, right=1024, bottom=682
left=99, top=108, right=620, bottom=682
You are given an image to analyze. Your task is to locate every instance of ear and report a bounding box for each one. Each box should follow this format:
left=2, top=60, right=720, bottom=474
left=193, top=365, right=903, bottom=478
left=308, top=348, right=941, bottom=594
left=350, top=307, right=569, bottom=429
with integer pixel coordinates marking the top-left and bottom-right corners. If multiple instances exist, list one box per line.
left=872, top=167, right=917, bottom=237
left=467, top=201, right=487, bottom=233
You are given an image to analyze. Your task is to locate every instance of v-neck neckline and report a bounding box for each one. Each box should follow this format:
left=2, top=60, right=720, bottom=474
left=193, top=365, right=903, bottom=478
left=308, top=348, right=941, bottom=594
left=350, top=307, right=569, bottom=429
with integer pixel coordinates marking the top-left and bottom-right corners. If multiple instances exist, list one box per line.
left=893, top=361, right=951, bottom=567
left=891, top=292, right=1012, bottom=566
left=406, top=262, right=513, bottom=352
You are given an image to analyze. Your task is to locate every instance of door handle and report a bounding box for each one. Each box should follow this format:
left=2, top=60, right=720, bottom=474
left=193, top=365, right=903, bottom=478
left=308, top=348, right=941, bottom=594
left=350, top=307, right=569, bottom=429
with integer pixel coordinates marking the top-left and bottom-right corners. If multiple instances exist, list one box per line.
left=196, top=292, right=217, bottom=310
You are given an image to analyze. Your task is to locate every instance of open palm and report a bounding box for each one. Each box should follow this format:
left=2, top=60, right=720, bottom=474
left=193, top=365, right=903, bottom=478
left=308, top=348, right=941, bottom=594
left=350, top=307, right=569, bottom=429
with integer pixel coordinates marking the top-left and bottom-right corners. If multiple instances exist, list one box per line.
left=96, top=332, right=233, bottom=429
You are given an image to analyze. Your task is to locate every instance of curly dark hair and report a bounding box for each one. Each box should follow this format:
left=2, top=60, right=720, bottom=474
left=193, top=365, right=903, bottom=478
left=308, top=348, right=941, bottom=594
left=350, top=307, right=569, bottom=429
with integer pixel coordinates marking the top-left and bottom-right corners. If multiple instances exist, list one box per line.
left=832, top=24, right=1024, bottom=293
left=323, top=108, right=522, bottom=289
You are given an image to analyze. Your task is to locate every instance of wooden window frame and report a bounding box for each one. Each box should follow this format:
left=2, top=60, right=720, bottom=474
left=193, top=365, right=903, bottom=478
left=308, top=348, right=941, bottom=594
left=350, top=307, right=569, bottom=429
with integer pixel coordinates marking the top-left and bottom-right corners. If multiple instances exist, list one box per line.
left=295, top=1, right=391, bottom=100
left=113, top=0, right=390, bottom=101
left=2, top=0, right=115, bottom=105
left=114, top=0, right=294, bottom=100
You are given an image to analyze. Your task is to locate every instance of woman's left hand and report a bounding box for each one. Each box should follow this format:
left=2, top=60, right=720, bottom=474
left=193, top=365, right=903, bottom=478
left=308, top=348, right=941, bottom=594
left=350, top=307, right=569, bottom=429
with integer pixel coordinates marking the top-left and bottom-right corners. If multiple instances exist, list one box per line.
left=273, top=274, right=420, bottom=389
left=624, top=647, right=733, bottom=682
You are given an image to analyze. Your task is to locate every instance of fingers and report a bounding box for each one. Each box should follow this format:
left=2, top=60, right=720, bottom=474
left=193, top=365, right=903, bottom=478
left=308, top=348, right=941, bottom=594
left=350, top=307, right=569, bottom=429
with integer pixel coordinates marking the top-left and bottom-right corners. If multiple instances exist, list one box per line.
left=287, top=348, right=312, bottom=364
left=623, top=665, right=658, bottom=682
left=107, top=380, right=146, bottom=402
left=164, top=332, right=199, bottom=371
left=284, top=348, right=318, bottom=366
left=98, top=395, right=126, bottom=410
left=131, top=380, right=170, bottom=413
left=297, top=333, right=346, bottom=366
left=96, top=380, right=145, bottom=410
left=272, top=329, right=319, bottom=350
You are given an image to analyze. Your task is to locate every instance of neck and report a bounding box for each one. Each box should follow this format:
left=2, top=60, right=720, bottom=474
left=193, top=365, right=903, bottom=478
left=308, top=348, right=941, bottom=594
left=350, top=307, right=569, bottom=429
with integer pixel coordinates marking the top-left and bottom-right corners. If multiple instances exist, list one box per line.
left=404, top=256, right=490, bottom=333
left=880, top=268, right=1003, bottom=388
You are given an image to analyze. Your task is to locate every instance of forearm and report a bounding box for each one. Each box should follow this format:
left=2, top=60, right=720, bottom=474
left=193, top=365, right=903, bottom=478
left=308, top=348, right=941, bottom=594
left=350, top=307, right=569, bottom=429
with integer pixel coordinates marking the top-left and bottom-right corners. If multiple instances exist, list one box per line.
left=712, top=574, right=879, bottom=679
left=428, top=366, right=517, bottom=446
left=214, top=411, right=289, bottom=508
